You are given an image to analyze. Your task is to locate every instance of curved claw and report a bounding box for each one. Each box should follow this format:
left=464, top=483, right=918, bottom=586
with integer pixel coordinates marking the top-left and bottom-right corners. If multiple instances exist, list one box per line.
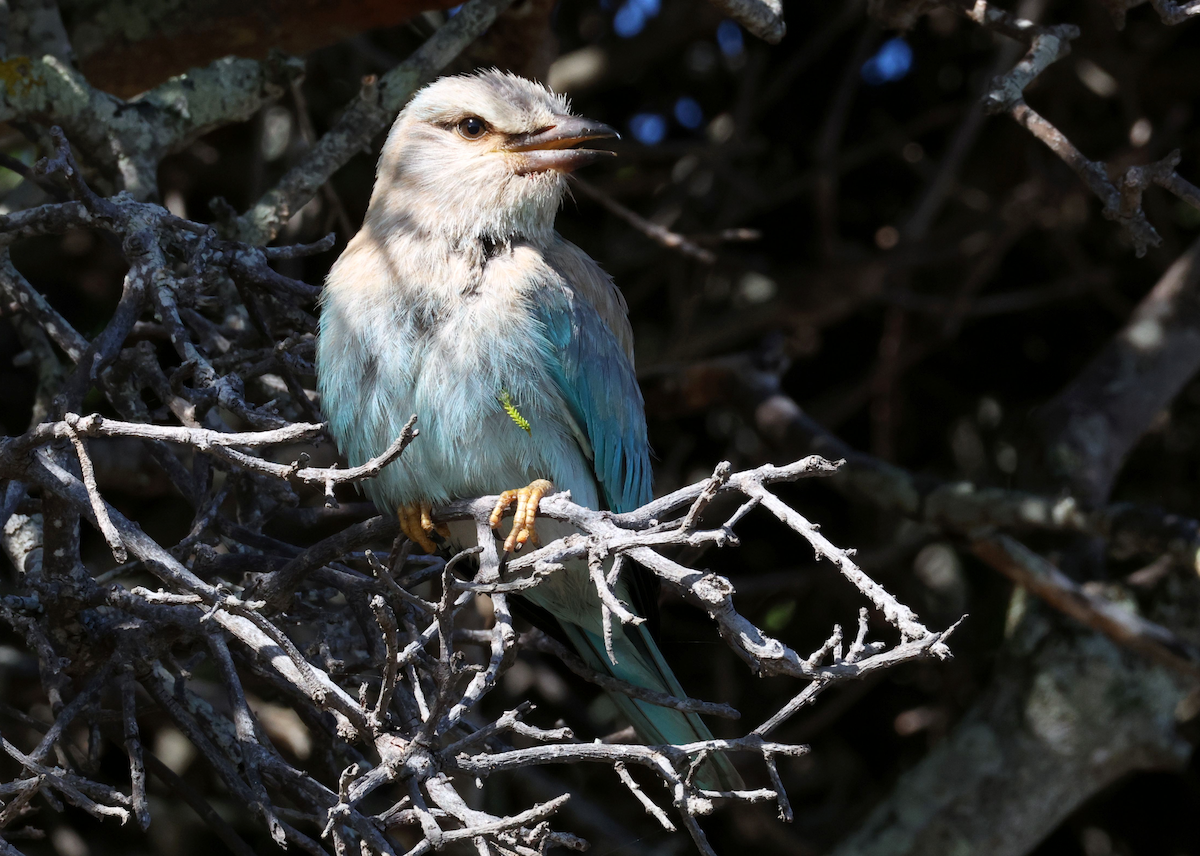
left=489, top=479, right=553, bottom=553
left=398, top=500, right=449, bottom=554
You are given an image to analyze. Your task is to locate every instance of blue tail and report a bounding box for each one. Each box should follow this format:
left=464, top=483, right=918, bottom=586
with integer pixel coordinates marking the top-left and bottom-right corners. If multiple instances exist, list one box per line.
left=560, top=620, right=743, bottom=791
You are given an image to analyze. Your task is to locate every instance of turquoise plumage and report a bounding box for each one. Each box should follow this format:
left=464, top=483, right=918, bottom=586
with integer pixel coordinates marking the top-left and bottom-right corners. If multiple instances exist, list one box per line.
left=316, top=70, right=740, bottom=791
left=532, top=283, right=651, bottom=514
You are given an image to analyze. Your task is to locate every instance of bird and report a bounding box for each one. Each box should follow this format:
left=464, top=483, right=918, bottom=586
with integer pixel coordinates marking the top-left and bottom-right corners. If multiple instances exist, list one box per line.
left=316, top=69, right=741, bottom=790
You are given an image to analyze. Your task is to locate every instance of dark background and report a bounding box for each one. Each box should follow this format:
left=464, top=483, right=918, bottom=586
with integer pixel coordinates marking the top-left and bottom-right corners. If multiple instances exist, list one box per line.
left=4, top=0, right=1200, bottom=853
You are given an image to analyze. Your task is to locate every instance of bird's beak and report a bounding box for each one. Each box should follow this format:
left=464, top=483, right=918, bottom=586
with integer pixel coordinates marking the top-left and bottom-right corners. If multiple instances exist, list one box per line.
left=506, top=116, right=619, bottom=175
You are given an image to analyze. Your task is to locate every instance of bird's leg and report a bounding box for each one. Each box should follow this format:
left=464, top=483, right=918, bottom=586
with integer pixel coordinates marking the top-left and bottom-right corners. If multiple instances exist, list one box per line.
left=397, top=500, right=449, bottom=554
left=488, top=479, right=554, bottom=553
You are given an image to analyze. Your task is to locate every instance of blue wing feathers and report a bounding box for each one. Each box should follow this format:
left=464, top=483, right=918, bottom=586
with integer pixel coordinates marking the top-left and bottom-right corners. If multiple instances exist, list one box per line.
left=533, top=288, right=651, bottom=514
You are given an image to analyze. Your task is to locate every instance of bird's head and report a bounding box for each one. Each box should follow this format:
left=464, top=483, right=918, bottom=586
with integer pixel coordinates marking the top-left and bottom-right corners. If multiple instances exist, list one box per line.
left=366, top=69, right=617, bottom=248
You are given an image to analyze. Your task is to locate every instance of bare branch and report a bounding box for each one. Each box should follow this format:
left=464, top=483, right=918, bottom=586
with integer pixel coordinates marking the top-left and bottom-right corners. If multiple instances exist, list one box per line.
left=573, top=178, right=719, bottom=264
left=939, top=0, right=1200, bottom=255
left=235, top=0, right=518, bottom=244
left=706, top=0, right=786, bottom=43
left=972, top=534, right=1200, bottom=676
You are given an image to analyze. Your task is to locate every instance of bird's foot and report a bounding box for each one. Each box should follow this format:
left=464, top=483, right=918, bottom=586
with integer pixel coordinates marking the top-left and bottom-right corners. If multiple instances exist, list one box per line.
left=488, top=479, right=553, bottom=553
left=397, top=500, right=449, bottom=554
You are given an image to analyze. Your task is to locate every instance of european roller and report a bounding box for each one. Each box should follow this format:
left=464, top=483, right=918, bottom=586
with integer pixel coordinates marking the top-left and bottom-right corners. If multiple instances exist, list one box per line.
left=316, top=69, right=740, bottom=790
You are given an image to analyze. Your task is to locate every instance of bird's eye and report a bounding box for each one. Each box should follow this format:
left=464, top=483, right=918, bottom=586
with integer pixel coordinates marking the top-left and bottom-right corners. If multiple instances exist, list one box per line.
left=457, top=117, right=488, bottom=140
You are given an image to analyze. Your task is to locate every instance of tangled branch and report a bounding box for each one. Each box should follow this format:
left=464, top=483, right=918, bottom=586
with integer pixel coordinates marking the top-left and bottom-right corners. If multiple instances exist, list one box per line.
left=935, top=0, right=1200, bottom=256
left=0, top=125, right=951, bottom=855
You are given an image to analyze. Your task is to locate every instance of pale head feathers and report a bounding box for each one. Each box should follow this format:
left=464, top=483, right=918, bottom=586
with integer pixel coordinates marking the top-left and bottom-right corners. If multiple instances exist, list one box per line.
left=366, top=69, right=580, bottom=248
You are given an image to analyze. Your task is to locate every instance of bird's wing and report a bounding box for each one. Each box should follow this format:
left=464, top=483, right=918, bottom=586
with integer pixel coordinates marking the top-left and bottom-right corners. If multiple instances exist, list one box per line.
left=533, top=281, right=651, bottom=514
left=545, top=237, right=635, bottom=362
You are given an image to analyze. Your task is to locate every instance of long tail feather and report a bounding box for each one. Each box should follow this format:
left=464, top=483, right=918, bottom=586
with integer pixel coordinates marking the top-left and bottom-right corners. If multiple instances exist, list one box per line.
left=560, top=622, right=743, bottom=791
